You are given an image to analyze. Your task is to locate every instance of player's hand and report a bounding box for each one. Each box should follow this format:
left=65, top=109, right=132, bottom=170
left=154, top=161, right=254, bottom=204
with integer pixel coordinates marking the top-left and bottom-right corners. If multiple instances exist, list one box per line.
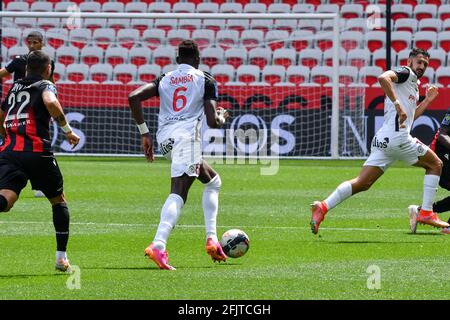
left=217, top=107, right=230, bottom=125
left=66, top=132, right=80, bottom=150
left=398, top=110, right=407, bottom=129
left=141, top=134, right=154, bottom=162
left=425, top=84, right=439, bottom=101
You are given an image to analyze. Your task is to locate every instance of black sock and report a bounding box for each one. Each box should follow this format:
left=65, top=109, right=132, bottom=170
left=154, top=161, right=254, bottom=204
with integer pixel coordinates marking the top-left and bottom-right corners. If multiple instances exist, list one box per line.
left=0, top=195, right=7, bottom=212
left=433, top=196, right=450, bottom=214
left=52, top=203, right=70, bottom=252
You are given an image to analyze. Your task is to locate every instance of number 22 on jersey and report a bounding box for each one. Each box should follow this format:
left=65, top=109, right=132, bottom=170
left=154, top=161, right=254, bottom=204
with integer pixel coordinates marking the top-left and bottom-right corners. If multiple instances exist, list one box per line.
left=5, top=91, right=31, bottom=121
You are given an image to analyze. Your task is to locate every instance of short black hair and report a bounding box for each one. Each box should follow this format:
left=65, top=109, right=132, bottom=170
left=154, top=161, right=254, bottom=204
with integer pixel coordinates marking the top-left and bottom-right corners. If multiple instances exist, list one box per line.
left=26, top=31, right=44, bottom=42
left=409, top=48, right=430, bottom=58
left=26, top=50, right=50, bottom=75
left=178, top=40, right=200, bottom=60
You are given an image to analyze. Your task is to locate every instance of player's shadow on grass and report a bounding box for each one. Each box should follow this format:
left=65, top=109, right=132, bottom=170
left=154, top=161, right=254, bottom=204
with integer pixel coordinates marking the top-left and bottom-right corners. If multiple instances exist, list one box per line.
left=0, top=273, right=67, bottom=279
left=85, top=264, right=240, bottom=271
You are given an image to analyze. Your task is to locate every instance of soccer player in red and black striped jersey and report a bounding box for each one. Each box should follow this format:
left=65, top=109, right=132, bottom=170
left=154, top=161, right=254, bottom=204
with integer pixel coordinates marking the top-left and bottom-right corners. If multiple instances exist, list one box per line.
left=0, top=50, right=79, bottom=272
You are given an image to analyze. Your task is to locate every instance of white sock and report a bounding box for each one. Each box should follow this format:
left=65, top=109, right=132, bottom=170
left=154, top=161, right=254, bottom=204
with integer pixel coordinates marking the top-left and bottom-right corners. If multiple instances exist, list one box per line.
left=324, top=181, right=353, bottom=211
left=421, top=175, right=440, bottom=211
left=203, top=175, right=221, bottom=242
left=153, top=193, right=184, bottom=250
left=56, top=251, right=67, bottom=262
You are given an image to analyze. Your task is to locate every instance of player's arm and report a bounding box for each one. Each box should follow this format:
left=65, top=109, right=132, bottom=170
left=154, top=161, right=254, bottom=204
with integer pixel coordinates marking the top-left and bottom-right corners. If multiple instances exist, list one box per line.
left=204, top=100, right=229, bottom=129
left=0, top=68, right=12, bottom=79
left=378, top=69, right=407, bottom=128
left=414, top=85, right=439, bottom=120
left=0, top=109, right=5, bottom=140
left=438, top=125, right=450, bottom=150
left=42, top=90, right=80, bottom=149
left=128, top=82, right=158, bottom=162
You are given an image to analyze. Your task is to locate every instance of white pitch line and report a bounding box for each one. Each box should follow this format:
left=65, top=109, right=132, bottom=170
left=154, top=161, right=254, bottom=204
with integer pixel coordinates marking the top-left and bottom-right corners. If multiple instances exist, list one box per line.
left=0, top=220, right=414, bottom=233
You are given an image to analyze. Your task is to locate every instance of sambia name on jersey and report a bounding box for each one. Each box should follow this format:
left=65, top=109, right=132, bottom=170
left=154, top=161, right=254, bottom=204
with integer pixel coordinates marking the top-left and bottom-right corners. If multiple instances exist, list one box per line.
left=1, top=77, right=56, bottom=154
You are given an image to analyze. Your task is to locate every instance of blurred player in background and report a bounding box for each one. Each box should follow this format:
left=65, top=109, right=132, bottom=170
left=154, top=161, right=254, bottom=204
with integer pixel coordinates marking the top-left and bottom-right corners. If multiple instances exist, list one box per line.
left=128, top=40, right=229, bottom=270
left=0, top=30, right=55, bottom=197
left=0, top=51, right=80, bottom=272
left=409, top=108, right=450, bottom=234
left=310, top=48, right=449, bottom=234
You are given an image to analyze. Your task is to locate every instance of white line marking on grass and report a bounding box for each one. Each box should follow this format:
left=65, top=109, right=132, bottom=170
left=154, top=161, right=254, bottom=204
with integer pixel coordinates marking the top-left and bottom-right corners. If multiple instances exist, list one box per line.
left=0, top=220, right=412, bottom=233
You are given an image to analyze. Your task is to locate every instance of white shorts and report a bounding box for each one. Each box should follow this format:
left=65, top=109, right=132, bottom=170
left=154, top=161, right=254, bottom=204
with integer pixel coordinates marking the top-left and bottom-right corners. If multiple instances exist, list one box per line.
left=158, top=136, right=202, bottom=178
left=364, top=132, right=429, bottom=171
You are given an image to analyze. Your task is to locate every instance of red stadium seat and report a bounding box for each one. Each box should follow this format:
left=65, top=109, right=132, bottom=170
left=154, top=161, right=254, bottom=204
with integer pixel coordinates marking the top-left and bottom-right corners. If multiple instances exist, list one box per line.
left=153, top=46, right=175, bottom=68
left=413, top=31, right=437, bottom=51
left=201, top=47, right=224, bottom=68
left=2, top=28, right=21, bottom=49
left=66, top=63, right=89, bottom=83
left=347, top=49, right=370, bottom=69
left=216, top=30, right=239, bottom=50
left=225, top=48, right=247, bottom=69
left=138, top=65, right=161, bottom=83
left=129, top=47, right=151, bottom=67
left=391, top=32, right=412, bottom=53
left=436, top=67, right=450, bottom=87
left=414, top=4, right=437, bottom=21
left=211, top=65, right=235, bottom=84
left=273, top=48, right=296, bottom=69
left=359, top=66, right=383, bottom=87
left=339, top=66, right=358, bottom=86
left=56, top=45, right=79, bottom=66
left=438, top=32, right=450, bottom=52
left=142, top=29, right=165, bottom=50
left=311, top=66, right=333, bottom=86
left=365, top=31, right=386, bottom=53
left=249, top=48, right=272, bottom=69
left=90, top=63, right=113, bottom=83
left=262, top=65, right=286, bottom=85
left=113, top=64, right=137, bottom=84
left=266, top=30, right=289, bottom=51
left=299, top=49, right=321, bottom=69
left=105, top=46, right=128, bottom=67
left=69, top=28, right=91, bottom=50
left=81, top=46, right=104, bottom=67
left=286, top=66, right=310, bottom=86
left=236, top=65, right=260, bottom=84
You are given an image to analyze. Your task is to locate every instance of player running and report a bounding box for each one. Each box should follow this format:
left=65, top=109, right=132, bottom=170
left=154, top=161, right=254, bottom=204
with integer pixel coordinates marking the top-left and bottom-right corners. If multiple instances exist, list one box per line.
left=128, top=40, right=229, bottom=270
left=409, top=108, right=450, bottom=234
left=310, top=48, right=449, bottom=234
left=0, top=50, right=80, bottom=271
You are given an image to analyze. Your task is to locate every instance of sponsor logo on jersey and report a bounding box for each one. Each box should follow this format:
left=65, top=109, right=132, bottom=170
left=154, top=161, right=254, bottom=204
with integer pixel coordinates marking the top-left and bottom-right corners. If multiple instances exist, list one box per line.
left=372, top=136, right=389, bottom=149
left=170, top=74, right=194, bottom=86
left=159, top=138, right=174, bottom=156
left=408, top=94, right=416, bottom=102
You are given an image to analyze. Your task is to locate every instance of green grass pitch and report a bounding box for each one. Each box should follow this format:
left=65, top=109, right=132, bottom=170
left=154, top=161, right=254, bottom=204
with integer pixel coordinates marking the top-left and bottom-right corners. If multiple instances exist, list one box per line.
left=0, top=157, right=449, bottom=300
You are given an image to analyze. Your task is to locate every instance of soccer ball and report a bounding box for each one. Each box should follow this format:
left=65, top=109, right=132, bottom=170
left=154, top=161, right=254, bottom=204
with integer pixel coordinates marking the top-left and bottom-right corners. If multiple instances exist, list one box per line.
left=220, top=229, right=250, bottom=258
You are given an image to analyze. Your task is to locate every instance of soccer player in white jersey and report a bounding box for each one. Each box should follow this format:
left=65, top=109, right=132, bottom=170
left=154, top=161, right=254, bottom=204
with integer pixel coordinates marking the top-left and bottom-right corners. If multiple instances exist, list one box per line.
left=310, top=48, right=450, bottom=234
left=128, top=40, right=229, bottom=270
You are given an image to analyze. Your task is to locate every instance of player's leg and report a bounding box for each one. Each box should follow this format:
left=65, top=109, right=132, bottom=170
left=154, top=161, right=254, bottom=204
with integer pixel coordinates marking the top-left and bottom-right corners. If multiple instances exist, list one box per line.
left=432, top=153, right=450, bottom=214
left=0, top=155, right=28, bottom=212
left=198, top=160, right=227, bottom=262
left=0, top=189, right=19, bottom=212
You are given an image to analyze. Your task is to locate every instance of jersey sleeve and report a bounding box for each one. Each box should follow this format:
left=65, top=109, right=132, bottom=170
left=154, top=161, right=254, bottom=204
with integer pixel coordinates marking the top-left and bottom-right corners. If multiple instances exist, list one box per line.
left=204, top=72, right=218, bottom=101
left=393, top=67, right=410, bottom=84
left=151, top=73, right=165, bottom=97
left=441, top=110, right=450, bottom=129
left=39, top=81, right=58, bottom=97
left=5, top=56, right=21, bottom=74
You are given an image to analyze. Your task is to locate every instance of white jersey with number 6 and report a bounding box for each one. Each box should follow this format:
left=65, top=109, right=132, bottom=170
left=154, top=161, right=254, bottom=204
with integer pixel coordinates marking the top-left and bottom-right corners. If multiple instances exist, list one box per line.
left=154, top=63, right=218, bottom=143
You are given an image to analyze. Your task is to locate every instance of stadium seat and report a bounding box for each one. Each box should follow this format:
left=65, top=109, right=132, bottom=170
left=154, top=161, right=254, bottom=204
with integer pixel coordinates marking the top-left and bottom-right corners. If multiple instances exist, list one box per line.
left=90, top=63, right=113, bottom=83
left=373, top=49, right=395, bottom=70
left=265, top=30, right=289, bottom=51
left=323, top=48, right=346, bottom=66
left=2, top=28, right=21, bottom=49
left=142, top=29, right=165, bottom=49
left=116, top=28, right=140, bottom=48
left=241, top=30, right=264, bottom=51
left=424, top=0, right=442, bottom=5
left=290, top=30, right=314, bottom=52
left=107, top=19, right=130, bottom=33
left=262, top=65, right=286, bottom=85
left=154, top=19, right=178, bottom=35
left=365, top=31, right=386, bottom=52
left=70, top=28, right=91, bottom=49
left=84, top=18, right=107, bottom=32
left=243, top=3, right=267, bottom=13
left=438, top=5, right=450, bottom=21
left=129, top=46, right=151, bottom=67
left=299, top=48, right=322, bottom=69
left=286, top=65, right=310, bottom=86
left=31, top=2, right=53, bottom=12
left=414, top=4, right=437, bottom=21
left=316, top=33, right=333, bottom=52
left=396, top=48, right=411, bottom=66
left=316, top=4, right=339, bottom=14
left=347, top=48, right=371, bottom=69
left=92, top=28, right=116, bottom=50
left=339, top=66, right=358, bottom=86
left=173, top=2, right=196, bottom=13
left=311, top=66, right=333, bottom=86
left=15, top=18, right=37, bottom=29
left=391, top=31, right=412, bottom=53
left=268, top=3, right=291, bottom=13
left=420, top=67, right=435, bottom=87
left=340, top=31, right=363, bottom=52
left=1, top=45, right=7, bottom=64
left=219, top=3, right=243, bottom=13
left=81, top=45, right=104, bottom=67
left=203, top=19, right=226, bottom=34
left=436, top=66, right=450, bottom=87
left=153, top=46, right=175, bottom=68
left=56, top=45, right=80, bottom=66
left=418, top=19, right=442, bottom=33
left=53, top=63, right=66, bottom=82
left=44, top=47, right=56, bottom=61
left=38, top=18, right=61, bottom=31
left=148, top=2, right=171, bottom=13
left=79, top=2, right=101, bottom=12
left=105, top=46, right=128, bottom=67
left=102, top=2, right=124, bottom=13
left=345, top=18, right=367, bottom=32
left=167, top=29, right=190, bottom=48
left=162, top=64, right=178, bottom=74
left=438, top=31, right=450, bottom=52
left=138, top=65, right=161, bottom=82
left=112, top=64, right=137, bottom=84
left=248, top=47, right=272, bottom=69
left=391, top=4, right=413, bottom=21
left=192, top=30, right=215, bottom=49
left=427, top=49, right=446, bottom=70
left=201, top=47, right=224, bottom=68
left=216, top=30, right=239, bottom=50
left=274, top=20, right=297, bottom=34
left=413, top=31, right=437, bottom=51
left=359, top=66, right=383, bottom=87
left=125, top=2, right=147, bottom=13
left=6, top=2, right=29, bottom=11
left=321, top=19, right=346, bottom=32
left=250, top=19, right=273, bottom=35
left=224, top=48, right=247, bottom=69
left=198, top=64, right=210, bottom=74
left=443, top=19, right=450, bottom=32
left=55, top=2, right=76, bottom=12
left=228, top=19, right=251, bottom=35
left=66, top=63, right=89, bottom=83
left=130, top=19, right=153, bottom=36
left=178, top=19, right=202, bottom=35
left=273, top=48, right=297, bottom=69
left=8, top=46, right=27, bottom=61
left=292, top=4, right=315, bottom=13
left=341, top=4, right=363, bottom=19
left=298, top=20, right=321, bottom=33
left=196, top=3, right=219, bottom=13
left=236, top=65, right=260, bottom=84
left=395, top=19, right=418, bottom=33
left=211, top=64, right=235, bottom=84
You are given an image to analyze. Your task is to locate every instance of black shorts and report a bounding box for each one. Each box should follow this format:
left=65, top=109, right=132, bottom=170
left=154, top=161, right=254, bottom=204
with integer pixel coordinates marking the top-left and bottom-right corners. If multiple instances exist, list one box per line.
left=436, top=149, right=450, bottom=190
left=0, top=152, right=64, bottom=198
